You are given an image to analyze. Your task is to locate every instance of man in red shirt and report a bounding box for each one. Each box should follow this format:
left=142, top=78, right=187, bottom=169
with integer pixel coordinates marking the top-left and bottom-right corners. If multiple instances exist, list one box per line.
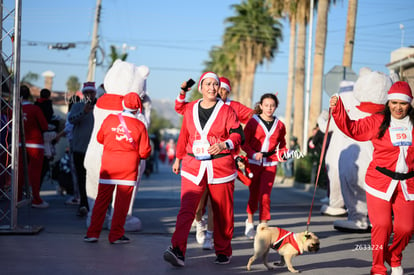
left=19, top=85, right=49, bottom=208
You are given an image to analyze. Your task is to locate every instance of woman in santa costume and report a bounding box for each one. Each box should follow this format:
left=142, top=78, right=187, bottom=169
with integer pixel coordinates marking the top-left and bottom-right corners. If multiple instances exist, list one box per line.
left=242, top=93, right=288, bottom=239
left=163, top=72, right=243, bottom=267
left=84, top=93, right=151, bottom=244
left=330, top=81, right=414, bottom=275
left=174, top=76, right=253, bottom=250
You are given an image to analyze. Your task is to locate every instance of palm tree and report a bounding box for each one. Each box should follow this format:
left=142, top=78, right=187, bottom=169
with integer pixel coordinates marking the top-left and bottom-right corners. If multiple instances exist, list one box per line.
left=292, top=0, right=310, bottom=149
left=267, top=0, right=299, bottom=144
left=21, top=71, right=39, bottom=84
left=204, top=45, right=240, bottom=100
left=309, top=0, right=331, bottom=137
left=224, top=0, right=283, bottom=108
left=66, top=76, right=81, bottom=93
left=108, top=45, right=128, bottom=69
left=343, top=0, right=357, bottom=67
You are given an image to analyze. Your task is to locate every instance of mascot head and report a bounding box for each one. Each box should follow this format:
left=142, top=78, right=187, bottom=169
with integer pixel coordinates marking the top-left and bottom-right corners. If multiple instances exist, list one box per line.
left=103, top=59, right=150, bottom=97
left=353, top=67, right=393, bottom=105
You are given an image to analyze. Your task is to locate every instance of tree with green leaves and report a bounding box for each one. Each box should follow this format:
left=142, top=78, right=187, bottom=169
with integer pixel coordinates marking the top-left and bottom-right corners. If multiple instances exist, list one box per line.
left=21, top=71, right=39, bottom=85
left=204, top=45, right=241, bottom=100
left=148, top=108, right=174, bottom=135
left=267, top=0, right=310, bottom=148
left=108, top=45, right=128, bottom=69
left=309, top=0, right=332, bottom=140
left=224, top=0, right=283, bottom=108
left=267, top=0, right=299, bottom=144
left=66, top=76, right=81, bottom=93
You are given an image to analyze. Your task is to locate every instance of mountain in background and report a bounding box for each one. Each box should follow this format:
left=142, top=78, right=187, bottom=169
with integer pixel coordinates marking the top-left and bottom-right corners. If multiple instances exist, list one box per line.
left=151, top=98, right=181, bottom=128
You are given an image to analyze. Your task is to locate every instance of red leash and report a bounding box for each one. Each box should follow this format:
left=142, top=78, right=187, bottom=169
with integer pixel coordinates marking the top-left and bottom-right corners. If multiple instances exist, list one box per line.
left=306, top=108, right=332, bottom=232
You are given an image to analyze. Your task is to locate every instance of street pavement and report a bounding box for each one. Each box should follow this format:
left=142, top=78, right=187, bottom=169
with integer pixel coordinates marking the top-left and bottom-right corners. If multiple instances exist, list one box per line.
left=1, top=161, right=413, bottom=275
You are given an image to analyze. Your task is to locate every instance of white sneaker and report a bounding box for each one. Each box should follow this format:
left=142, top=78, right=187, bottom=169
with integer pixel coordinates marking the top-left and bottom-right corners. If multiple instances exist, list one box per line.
left=333, top=219, right=370, bottom=233
left=32, top=201, right=49, bottom=209
left=245, top=219, right=255, bottom=239
left=196, top=220, right=206, bottom=244
left=320, top=204, right=347, bottom=216
left=202, top=236, right=213, bottom=250
left=391, top=266, right=403, bottom=275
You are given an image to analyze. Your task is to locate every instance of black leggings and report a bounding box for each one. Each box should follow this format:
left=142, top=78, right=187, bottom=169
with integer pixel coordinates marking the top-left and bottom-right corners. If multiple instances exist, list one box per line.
left=73, top=152, right=89, bottom=210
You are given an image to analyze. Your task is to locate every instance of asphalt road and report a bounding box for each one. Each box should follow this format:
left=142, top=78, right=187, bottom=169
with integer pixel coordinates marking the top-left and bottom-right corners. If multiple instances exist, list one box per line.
left=1, top=161, right=413, bottom=275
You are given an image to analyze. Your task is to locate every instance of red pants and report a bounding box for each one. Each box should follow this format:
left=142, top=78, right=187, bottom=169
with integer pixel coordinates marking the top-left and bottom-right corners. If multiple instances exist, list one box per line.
left=171, top=173, right=234, bottom=257
left=246, top=164, right=277, bottom=221
left=18, top=147, right=44, bottom=204
left=87, top=184, right=134, bottom=243
left=366, top=185, right=414, bottom=275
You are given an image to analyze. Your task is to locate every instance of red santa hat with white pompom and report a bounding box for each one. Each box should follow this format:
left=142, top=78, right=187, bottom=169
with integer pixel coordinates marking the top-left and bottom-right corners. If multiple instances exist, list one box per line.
left=387, top=81, right=413, bottom=103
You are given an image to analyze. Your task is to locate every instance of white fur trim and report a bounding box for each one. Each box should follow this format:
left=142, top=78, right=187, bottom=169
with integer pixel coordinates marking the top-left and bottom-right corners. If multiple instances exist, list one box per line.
left=387, top=93, right=412, bottom=103
left=122, top=100, right=138, bottom=112
left=364, top=180, right=399, bottom=201
left=221, top=82, right=231, bottom=92
left=99, top=179, right=137, bottom=186
left=208, top=171, right=238, bottom=184
left=176, top=95, right=185, bottom=102
left=198, top=72, right=220, bottom=92
left=22, top=143, right=44, bottom=149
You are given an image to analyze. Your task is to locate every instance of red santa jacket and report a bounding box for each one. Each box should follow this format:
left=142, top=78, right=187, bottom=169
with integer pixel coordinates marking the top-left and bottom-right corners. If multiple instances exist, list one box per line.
left=21, top=101, right=48, bottom=148
left=332, top=97, right=414, bottom=201
left=178, top=99, right=242, bottom=185
left=223, top=98, right=253, bottom=124
left=175, top=94, right=252, bottom=124
left=242, top=114, right=288, bottom=167
left=97, top=112, right=151, bottom=186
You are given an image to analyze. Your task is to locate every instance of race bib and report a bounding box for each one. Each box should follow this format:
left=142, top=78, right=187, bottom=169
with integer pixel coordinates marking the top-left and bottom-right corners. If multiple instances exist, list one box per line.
left=192, top=139, right=211, bottom=160
left=389, top=126, right=412, bottom=146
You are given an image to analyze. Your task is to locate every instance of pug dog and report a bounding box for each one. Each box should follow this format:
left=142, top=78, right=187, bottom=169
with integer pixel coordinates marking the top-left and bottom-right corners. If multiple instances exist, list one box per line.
left=246, top=223, right=320, bottom=273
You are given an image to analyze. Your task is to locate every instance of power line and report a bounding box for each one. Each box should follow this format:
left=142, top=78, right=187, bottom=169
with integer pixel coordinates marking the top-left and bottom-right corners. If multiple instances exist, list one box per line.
left=20, top=59, right=289, bottom=75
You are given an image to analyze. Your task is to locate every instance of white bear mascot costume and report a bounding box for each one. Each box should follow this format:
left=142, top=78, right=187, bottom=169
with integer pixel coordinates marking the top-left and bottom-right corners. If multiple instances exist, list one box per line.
left=319, top=81, right=357, bottom=217
left=320, top=68, right=393, bottom=232
left=84, top=59, right=150, bottom=231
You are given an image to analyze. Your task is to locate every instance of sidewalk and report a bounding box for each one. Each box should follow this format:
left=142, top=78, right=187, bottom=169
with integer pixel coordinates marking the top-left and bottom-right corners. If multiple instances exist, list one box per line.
left=1, top=162, right=413, bottom=275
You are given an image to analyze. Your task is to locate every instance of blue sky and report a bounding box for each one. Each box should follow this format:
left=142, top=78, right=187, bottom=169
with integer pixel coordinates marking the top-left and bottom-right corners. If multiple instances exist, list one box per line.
left=16, top=0, right=414, bottom=116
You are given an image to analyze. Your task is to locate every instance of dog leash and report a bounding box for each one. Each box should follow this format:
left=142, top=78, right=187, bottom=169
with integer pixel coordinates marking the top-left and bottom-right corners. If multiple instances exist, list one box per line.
left=306, top=108, right=332, bottom=233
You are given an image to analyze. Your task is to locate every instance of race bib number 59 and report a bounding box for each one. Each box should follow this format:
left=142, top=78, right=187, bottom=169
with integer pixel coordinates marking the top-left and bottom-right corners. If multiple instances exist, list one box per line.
left=390, top=126, right=412, bottom=146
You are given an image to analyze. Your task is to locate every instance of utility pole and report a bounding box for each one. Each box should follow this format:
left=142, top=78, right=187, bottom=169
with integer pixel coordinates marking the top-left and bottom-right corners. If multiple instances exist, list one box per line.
left=87, top=0, right=102, bottom=82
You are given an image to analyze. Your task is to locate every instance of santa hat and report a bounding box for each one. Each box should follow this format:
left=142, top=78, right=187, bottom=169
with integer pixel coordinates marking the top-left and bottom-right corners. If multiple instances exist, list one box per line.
left=198, top=71, right=220, bottom=92
left=82, top=82, right=96, bottom=93
left=387, top=81, right=413, bottom=103
left=122, top=92, right=142, bottom=112
left=219, top=77, right=231, bottom=92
